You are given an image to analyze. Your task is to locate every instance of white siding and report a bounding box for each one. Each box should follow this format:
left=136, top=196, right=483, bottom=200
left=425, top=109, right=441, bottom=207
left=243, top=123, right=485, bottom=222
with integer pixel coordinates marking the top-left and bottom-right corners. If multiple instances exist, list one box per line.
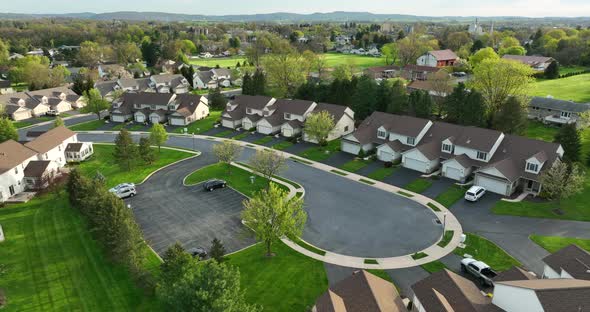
left=402, top=149, right=440, bottom=173
left=441, top=159, right=471, bottom=182
left=222, top=119, right=241, bottom=129
left=474, top=174, right=511, bottom=196
left=341, top=141, right=362, bottom=155
left=492, top=284, right=544, bottom=312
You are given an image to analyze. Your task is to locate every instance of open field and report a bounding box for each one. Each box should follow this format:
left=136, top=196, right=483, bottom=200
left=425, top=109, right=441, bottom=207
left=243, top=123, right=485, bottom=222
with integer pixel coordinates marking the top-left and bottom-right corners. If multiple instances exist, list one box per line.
left=531, top=73, right=590, bottom=103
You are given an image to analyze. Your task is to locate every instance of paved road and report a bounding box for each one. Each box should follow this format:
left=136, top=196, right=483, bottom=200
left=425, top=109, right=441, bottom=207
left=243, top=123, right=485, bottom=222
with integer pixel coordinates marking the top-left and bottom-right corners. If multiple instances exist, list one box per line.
left=78, top=133, right=443, bottom=259
left=18, top=114, right=97, bottom=137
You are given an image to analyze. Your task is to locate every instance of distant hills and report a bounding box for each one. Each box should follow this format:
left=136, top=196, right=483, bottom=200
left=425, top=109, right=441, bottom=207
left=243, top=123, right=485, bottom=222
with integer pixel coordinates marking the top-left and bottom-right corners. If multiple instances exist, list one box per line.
left=0, top=11, right=588, bottom=23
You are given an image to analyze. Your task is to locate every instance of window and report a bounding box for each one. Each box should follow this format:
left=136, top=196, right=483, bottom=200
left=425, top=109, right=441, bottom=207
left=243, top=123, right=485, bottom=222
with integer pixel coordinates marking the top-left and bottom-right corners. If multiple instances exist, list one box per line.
left=476, top=151, right=487, bottom=161
left=377, top=130, right=387, bottom=139
left=407, top=137, right=415, bottom=145
left=344, top=126, right=349, bottom=132
left=442, top=143, right=452, bottom=153
left=247, top=108, right=252, bottom=114
left=15, top=167, right=18, bottom=174
left=526, top=162, right=539, bottom=172
left=561, top=111, right=571, bottom=118
left=284, top=113, right=291, bottom=120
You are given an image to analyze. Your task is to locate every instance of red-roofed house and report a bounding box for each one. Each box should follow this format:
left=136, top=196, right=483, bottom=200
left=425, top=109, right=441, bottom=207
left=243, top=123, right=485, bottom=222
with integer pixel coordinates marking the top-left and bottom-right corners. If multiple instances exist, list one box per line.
left=417, top=49, right=459, bottom=68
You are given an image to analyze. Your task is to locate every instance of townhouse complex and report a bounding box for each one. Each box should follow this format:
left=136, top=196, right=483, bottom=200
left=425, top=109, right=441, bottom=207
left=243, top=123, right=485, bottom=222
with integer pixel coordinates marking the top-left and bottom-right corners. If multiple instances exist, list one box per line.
left=0, top=87, right=85, bottom=121
left=95, top=74, right=191, bottom=99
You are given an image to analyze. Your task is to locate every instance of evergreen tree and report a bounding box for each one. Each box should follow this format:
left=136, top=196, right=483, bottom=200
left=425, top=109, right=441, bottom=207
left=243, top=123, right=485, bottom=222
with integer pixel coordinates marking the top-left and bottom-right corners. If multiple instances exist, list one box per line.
left=544, top=61, right=559, bottom=79
left=160, top=243, right=195, bottom=287
left=471, top=39, right=484, bottom=53
left=180, top=65, right=195, bottom=87
left=408, top=90, right=433, bottom=118
left=377, top=79, right=408, bottom=114
left=113, top=129, right=138, bottom=171
left=251, top=69, right=266, bottom=96
left=351, top=75, right=379, bottom=120
left=444, top=83, right=487, bottom=127
left=209, top=238, right=226, bottom=263
left=241, top=72, right=252, bottom=95
left=208, top=87, right=227, bottom=110
left=492, top=97, right=527, bottom=135
left=139, top=137, right=156, bottom=164
left=555, top=123, right=581, bottom=163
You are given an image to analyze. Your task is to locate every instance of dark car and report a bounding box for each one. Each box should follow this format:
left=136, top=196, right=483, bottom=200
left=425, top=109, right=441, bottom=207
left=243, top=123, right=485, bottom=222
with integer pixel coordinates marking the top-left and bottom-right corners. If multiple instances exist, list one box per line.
left=203, top=179, right=227, bottom=191
left=188, top=247, right=208, bottom=259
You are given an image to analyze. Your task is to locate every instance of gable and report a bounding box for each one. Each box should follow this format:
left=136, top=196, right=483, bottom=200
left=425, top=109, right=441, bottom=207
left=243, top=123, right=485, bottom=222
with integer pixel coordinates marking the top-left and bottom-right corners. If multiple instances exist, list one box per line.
left=376, top=143, right=394, bottom=154
left=257, top=118, right=272, bottom=127
left=478, top=166, right=508, bottom=180
left=402, top=148, right=429, bottom=162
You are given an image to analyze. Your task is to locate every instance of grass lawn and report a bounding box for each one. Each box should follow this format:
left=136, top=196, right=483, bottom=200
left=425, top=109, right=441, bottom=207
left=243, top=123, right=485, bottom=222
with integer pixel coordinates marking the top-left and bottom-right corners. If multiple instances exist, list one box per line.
left=75, top=144, right=193, bottom=188
left=340, top=158, right=373, bottom=173
left=226, top=240, right=328, bottom=312
left=421, top=261, right=448, bottom=274
left=529, top=235, right=590, bottom=253
left=434, top=185, right=465, bottom=208
left=559, top=65, right=589, bottom=75
left=253, top=136, right=274, bottom=145
left=453, top=233, right=521, bottom=271
left=213, top=130, right=235, bottom=138
left=12, top=120, right=33, bottom=128
left=298, top=139, right=341, bottom=162
left=293, top=238, right=326, bottom=256
left=524, top=121, right=559, bottom=142
left=0, top=193, right=159, bottom=311
left=173, top=111, right=221, bottom=134
left=232, top=131, right=251, bottom=140
left=367, top=166, right=398, bottom=180
left=404, top=178, right=433, bottom=194
left=184, top=162, right=288, bottom=197
left=68, top=119, right=106, bottom=131
left=272, top=141, right=294, bottom=150
left=412, top=252, right=428, bottom=260
left=437, top=230, right=454, bottom=248
left=531, top=73, right=590, bottom=102
left=189, top=56, right=247, bottom=69
left=323, top=52, right=387, bottom=70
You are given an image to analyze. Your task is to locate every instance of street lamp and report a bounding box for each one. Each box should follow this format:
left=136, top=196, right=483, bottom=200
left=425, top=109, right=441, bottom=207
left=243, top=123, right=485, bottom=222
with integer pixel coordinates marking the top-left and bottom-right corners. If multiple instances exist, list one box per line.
left=192, top=132, right=196, bottom=151
left=443, top=212, right=448, bottom=232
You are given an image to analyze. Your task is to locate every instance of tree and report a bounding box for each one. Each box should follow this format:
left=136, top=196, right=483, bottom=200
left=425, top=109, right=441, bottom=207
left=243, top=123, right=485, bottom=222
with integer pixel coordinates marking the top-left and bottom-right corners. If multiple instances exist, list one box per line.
left=212, top=141, right=243, bottom=174
left=428, top=69, right=452, bottom=117
left=241, top=72, right=253, bottom=95
left=208, top=87, right=227, bottom=110
left=544, top=61, right=559, bottom=79
left=469, top=47, right=499, bottom=67
left=209, top=238, right=226, bottom=263
left=0, top=38, right=9, bottom=65
left=540, top=161, right=585, bottom=205
left=159, top=243, right=195, bottom=287
left=377, top=79, right=408, bottom=114
left=499, top=46, right=526, bottom=56
left=114, top=42, right=142, bottom=65
left=242, top=183, right=306, bottom=256
left=554, top=123, right=581, bottom=163
left=138, top=137, right=156, bottom=164
left=304, top=111, right=335, bottom=146
left=470, top=39, right=484, bottom=53
left=262, top=49, right=306, bottom=97
left=149, top=123, right=168, bottom=153
left=113, top=129, right=138, bottom=171
left=444, top=83, right=487, bottom=127
left=446, top=32, right=473, bottom=51
left=81, top=88, right=110, bottom=120
left=141, top=38, right=161, bottom=68
left=351, top=75, right=379, bottom=120
left=78, top=41, right=101, bottom=67
left=381, top=43, right=399, bottom=65
left=249, top=149, right=287, bottom=183
left=52, top=117, right=64, bottom=129
left=492, top=97, right=527, bottom=135
left=397, top=33, right=438, bottom=66
left=0, top=117, right=18, bottom=143
left=469, top=58, right=534, bottom=115
left=408, top=90, right=433, bottom=118
left=331, top=64, right=355, bottom=81
left=251, top=69, right=266, bottom=96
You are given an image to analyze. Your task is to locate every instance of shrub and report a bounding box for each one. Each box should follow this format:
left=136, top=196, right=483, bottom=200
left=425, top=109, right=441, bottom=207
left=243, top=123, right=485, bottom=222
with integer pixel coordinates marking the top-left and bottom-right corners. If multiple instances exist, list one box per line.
left=384, top=161, right=393, bottom=168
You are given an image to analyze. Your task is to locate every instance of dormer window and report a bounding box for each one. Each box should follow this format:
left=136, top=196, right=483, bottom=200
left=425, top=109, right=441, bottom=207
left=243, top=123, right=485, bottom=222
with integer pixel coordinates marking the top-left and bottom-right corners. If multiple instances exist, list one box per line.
left=407, top=137, right=415, bottom=145
left=526, top=162, right=539, bottom=173
left=247, top=108, right=253, bottom=114
left=476, top=151, right=487, bottom=161
left=284, top=113, right=291, bottom=120
left=377, top=130, right=387, bottom=139
left=442, top=143, right=453, bottom=153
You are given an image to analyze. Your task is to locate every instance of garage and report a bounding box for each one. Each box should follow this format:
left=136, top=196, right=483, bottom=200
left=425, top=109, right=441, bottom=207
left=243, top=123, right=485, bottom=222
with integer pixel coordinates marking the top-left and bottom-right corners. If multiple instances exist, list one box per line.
left=341, top=140, right=361, bottom=155
left=403, top=157, right=428, bottom=173
left=222, top=119, right=239, bottom=129
left=150, top=116, right=161, bottom=124
left=169, top=117, right=186, bottom=126
left=243, top=120, right=253, bottom=130
left=257, top=124, right=272, bottom=134
left=111, top=114, right=128, bottom=123
left=444, top=166, right=463, bottom=181
left=282, top=128, right=293, bottom=137
left=378, top=150, right=394, bottom=162
left=475, top=174, right=511, bottom=196
left=135, top=114, right=146, bottom=123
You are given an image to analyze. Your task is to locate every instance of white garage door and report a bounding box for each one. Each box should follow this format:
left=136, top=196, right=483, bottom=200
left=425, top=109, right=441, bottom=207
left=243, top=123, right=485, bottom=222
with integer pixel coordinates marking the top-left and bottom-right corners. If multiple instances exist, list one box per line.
left=378, top=150, right=394, bottom=162
left=341, top=141, right=361, bottom=155
left=112, top=115, right=126, bottom=123
left=150, top=116, right=160, bottom=124
left=222, top=119, right=237, bottom=129
left=444, top=167, right=463, bottom=181
left=243, top=120, right=252, bottom=130
left=475, top=175, right=510, bottom=195
left=257, top=125, right=272, bottom=134
left=136, top=115, right=145, bottom=123
left=283, top=128, right=293, bottom=137
left=404, top=157, right=428, bottom=173
left=170, top=118, right=185, bottom=126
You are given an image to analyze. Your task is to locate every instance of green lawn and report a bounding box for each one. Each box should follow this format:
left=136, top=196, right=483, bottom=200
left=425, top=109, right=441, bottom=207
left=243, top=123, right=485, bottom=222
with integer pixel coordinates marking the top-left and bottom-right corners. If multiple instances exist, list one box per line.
left=531, top=73, right=590, bottom=102
left=184, top=163, right=288, bottom=197
left=253, top=136, right=274, bottom=145
left=434, top=185, right=465, bottom=208
left=75, top=144, right=193, bottom=188
left=226, top=240, right=328, bottom=312
left=404, top=178, right=433, bottom=194
left=68, top=119, right=106, bottom=131
left=0, top=193, right=159, bottom=311
left=340, top=158, right=373, bottom=173
left=173, top=111, right=222, bottom=134
left=367, top=166, right=398, bottom=180
left=453, top=233, right=521, bottom=271
left=232, top=131, right=251, bottom=140
left=437, top=230, right=454, bottom=248
left=421, top=261, right=448, bottom=273
left=298, top=139, right=341, bottom=162
left=213, top=130, right=235, bottom=138
left=272, top=141, right=294, bottom=150
left=12, top=120, right=33, bottom=128
left=529, top=235, right=590, bottom=253
left=524, top=121, right=559, bottom=142
left=189, top=56, right=247, bottom=69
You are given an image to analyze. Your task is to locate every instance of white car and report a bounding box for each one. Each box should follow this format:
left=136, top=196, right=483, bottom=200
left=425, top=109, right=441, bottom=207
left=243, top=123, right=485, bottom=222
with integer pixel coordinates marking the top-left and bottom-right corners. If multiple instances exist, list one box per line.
left=464, top=186, right=486, bottom=202
left=46, top=110, right=60, bottom=116
left=109, top=183, right=137, bottom=198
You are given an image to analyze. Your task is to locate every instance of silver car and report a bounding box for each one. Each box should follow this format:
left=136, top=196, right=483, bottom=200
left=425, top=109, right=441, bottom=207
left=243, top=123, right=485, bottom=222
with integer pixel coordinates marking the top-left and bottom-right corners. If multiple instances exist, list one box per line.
left=109, top=183, right=137, bottom=198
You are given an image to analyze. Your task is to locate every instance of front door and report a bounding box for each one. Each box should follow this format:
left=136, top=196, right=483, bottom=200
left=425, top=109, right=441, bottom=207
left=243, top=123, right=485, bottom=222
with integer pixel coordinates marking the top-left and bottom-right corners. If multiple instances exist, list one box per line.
left=527, top=180, right=540, bottom=193
left=9, top=185, right=15, bottom=196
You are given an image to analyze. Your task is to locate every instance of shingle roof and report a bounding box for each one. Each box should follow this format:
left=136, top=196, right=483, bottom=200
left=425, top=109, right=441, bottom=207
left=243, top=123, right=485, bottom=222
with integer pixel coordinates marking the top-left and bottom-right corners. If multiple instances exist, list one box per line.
left=0, top=80, right=11, bottom=88
left=429, top=49, right=458, bottom=61
left=117, top=92, right=175, bottom=106
left=274, top=99, right=316, bottom=116
left=65, top=142, right=84, bottom=152
left=493, top=266, right=538, bottom=282
left=542, top=244, right=590, bottom=281
left=495, top=278, right=590, bottom=311
left=454, top=127, right=503, bottom=152
left=24, top=126, right=76, bottom=154
left=174, top=94, right=207, bottom=117
left=23, top=160, right=51, bottom=178
left=402, top=64, right=441, bottom=73
left=315, top=102, right=350, bottom=121
left=94, top=80, right=119, bottom=97
left=0, top=140, right=38, bottom=175
left=529, top=96, right=590, bottom=113
left=502, top=55, right=554, bottom=66
left=232, top=95, right=275, bottom=110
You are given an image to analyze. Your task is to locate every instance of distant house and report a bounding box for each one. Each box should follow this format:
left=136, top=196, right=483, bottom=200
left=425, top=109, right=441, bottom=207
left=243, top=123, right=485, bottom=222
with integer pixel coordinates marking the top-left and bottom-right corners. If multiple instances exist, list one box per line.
left=98, top=64, right=132, bottom=80
left=364, top=65, right=401, bottom=80
left=0, top=80, right=14, bottom=94
left=159, top=60, right=190, bottom=74
left=0, top=87, right=84, bottom=121
left=542, top=244, right=590, bottom=280
left=502, top=55, right=555, bottom=71
left=149, top=74, right=190, bottom=94
left=313, top=270, right=407, bottom=312
left=401, top=65, right=441, bottom=81
left=417, top=50, right=458, bottom=68
left=528, top=96, right=590, bottom=127
left=95, top=74, right=190, bottom=99
left=193, top=68, right=233, bottom=90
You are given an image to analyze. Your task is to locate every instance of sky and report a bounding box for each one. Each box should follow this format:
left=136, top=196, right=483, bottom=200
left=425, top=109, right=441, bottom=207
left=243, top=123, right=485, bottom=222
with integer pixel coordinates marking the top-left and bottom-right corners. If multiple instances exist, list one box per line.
left=3, top=0, right=590, bottom=17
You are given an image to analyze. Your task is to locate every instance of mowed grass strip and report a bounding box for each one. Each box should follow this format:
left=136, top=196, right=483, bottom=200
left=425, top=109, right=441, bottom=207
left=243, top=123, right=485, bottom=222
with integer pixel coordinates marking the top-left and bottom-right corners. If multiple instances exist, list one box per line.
left=340, top=158, right=372, bottom=173
left=453, top=233, right=521, bottom=271
left=421, top=261, right=448, bottom=273
left=0, top=194, right=159, bottom=311
left=404, top=178, right=433, bottom=194
left=271, top=141, right=294, bottom=150
left=434, top=185, right=466, bottom=208
left=437, top=230, right=454, bottom=248
left=226, top=240, right=328, bottom=312
left=68, top=119, right=106, bottom=131
left=530, top=235, right=590, bottom=253
left=293, top=238, right=326, bottom=256
left=367, top=166, right=398, bottom=181
left=298, top=139, right=341, bottom=162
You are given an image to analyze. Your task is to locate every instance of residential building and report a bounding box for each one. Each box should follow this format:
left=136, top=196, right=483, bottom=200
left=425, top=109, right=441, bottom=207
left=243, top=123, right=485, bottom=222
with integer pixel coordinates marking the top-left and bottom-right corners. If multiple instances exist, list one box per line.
left=0, top=80, right=14, bottom=94
left=313, top=270, right=407, bottom=312
left=528, top=96, right=590, bottom=127
left=542, top=244, right=590, bottom=280
left=98, top=64, right=132, bottom=80
left=110, top=92, right=209, bottom=126
left=401, top=65, right=441, bottom=81
left=149, top=74, right=190, bottom=94
left=193, top=68, right=233, bottom=89
left=0, top=87, right=84, bottom=121
left=0, top=126, right=93, bottom=202
left=417, top=50, right=459, bottom=68
left=342, top=111, right=564, bottom=196
left=221, top=95, right=354, bottom=142
left=364, top=65, right=401, bottom=80
left=468, top=18, right=485, bottom=36
left=94, top=74, right=191, bottom=99
left=502, top=55, right=555, bottom=71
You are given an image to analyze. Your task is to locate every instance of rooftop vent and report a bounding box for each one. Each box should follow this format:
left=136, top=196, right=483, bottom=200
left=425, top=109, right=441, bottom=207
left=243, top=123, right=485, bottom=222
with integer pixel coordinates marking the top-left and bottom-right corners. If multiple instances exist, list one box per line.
left=466, top=139, right=471, bottom=144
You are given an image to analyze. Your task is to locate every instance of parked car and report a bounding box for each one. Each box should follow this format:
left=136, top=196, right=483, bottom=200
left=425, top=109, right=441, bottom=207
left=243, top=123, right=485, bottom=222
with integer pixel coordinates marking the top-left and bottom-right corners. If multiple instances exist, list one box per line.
left=465, top=186, right=486, bottom=202
left=461, top=257, right=497, bottom=287
left=188, top=247, right=208, bottom=259
left=452, top=71, right=467, bottom=77
left=46, top=110, right=60, bottom=116
left=203, top=179, right=227, bottom=191
left=109, top=183, right=137, bottom=198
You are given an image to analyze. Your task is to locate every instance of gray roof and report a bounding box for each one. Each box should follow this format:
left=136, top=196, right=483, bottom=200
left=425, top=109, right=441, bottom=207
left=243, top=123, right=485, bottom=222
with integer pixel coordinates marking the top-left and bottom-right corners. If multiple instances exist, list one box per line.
left=315, top=102, right=350, bottom=121
left=529, top=96, right=590, bottom=113
left=197, top=71, right=214, bottom=83
left=94, top=80, right=119, bottom=97
left=151, top=74, right=184, bottom=84
left=0, top=80, right=11, bottom=88
left=493, top=266, right=538, bottom=282
left=23, top=160, right=51, bottom=178
left=117, top=92, right=174, bottom=106
left=502, top=54, right=554, bottom=66
left=274, top=99, right=316, bottom=116
left=542, top=245, right=590, bottom=281
left=454, top=126, right=503, bottom=152
left=232, top=95, right=275, bottom=110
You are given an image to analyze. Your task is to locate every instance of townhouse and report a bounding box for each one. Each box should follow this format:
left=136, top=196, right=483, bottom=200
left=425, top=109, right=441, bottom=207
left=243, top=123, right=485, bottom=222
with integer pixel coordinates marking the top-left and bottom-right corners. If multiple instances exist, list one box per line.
left=110, top=92, right=209, bottom=126
left=0, top=126, right=93, bottom=202
left=542, top=244, right=589, bottom=280
left=221, top=95, right=355, bottom=143
left=94, top=74, right=191, bottom=99
left=342, top=111, right=563, bottom=196
left=0, top=87, right=85, bottom=121
left=528, top=96, right=590, bottom=127
left=193, top=68, right=233, bottom=89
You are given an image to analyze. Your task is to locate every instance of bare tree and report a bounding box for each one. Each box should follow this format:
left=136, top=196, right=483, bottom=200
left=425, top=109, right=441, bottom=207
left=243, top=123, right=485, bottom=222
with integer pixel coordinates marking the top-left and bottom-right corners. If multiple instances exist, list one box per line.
left=249, top=149, right=287, bottom=184
left=213, top=141, right=243, bottom=174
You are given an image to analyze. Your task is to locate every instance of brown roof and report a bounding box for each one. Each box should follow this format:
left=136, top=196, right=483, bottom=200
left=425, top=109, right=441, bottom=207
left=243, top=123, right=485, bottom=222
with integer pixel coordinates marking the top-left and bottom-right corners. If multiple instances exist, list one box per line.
left=429, top=49, right=459, bottom=61
left=502, top=55, right=553, bottom=66
left=455, top=127, right=503, bottom=152
left=0, top=140, right=38, bottom=175
left=23, top=160, right=51, bottom=178
left=493, top=266, right=538, bottom=282
left=411, top=269, right=500, bottom=312
left=174, top=94, right=207, bottom=117
left=231, top=95, right=275, bottom=110
left=315, top=103, right=351, bottom=121
left=25, top=126, right=76, bottom=154
left=407, top=80, right=452, bottom=93
left=402, top=64, right=441, bottom=73
left=542, top=245, right=590, bottom=281
left=274, top=99, right=316, bottom=116
left=315, top=270, right=406, bottom=312
left=366, top=65, right=401, bottom=73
